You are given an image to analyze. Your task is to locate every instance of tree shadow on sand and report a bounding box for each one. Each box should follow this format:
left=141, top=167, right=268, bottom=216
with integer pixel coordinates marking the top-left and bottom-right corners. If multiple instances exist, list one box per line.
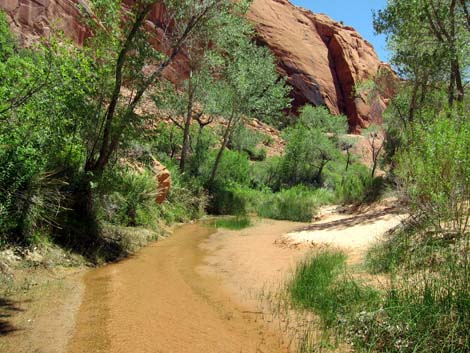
left=299, top=207, right=402, bottom=232
left=0, top=297, right=24, bottom=336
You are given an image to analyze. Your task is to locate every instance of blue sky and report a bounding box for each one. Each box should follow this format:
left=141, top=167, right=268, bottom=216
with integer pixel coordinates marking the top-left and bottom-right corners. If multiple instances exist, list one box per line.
left=291, top=0, right=390, bottom=62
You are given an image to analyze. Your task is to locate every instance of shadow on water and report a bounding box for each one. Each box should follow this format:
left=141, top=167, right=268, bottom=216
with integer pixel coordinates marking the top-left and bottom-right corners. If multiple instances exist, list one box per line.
left=0, top=297, right=24, bottom=336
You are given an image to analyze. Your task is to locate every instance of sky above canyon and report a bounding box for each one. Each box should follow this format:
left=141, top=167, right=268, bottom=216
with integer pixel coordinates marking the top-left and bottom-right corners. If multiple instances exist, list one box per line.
left=291, top=0, right=390, bottom=62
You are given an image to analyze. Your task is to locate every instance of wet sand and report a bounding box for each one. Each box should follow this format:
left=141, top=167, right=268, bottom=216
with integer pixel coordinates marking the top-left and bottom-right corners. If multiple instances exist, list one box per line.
left=67, top=222, right=290, bottom=353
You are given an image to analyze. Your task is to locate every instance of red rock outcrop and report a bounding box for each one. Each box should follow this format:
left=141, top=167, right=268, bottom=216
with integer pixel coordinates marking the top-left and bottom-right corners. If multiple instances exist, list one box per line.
left=248, top=0, right=392, bottom=132
left=1, top=0, right=393, bottom=132
left=1, top=0, right=88, bottom=46
left=1, top=0, right=188, bottom=82
left=152, top=159, right=171, bottom=204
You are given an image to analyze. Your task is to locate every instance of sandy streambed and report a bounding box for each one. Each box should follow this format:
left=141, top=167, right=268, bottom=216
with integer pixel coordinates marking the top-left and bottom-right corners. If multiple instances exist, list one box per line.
left=66, top=221, right=304, bottom=353
left=3, top=206, right=404, bottom=353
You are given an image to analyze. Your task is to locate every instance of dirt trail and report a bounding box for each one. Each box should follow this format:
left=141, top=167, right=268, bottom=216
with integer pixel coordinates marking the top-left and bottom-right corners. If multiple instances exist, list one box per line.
left=66, top=223, right=291, bottom=353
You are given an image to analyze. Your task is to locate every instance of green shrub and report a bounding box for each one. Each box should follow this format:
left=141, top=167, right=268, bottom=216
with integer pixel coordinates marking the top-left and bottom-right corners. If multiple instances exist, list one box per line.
left=161, top=166, right=208, bottom=223
left=397, top=113, right=470, bottom=237
left=149, top=122, right=183, bottom=160
left=245, top=146, right=267, bottom=161
left=334, top=164, right=373, bottom=204
left=203, top=149, right=251, bottom=187
left=279, top=106, right=347, bottom=187
left=353, top=246, right=470, bottom=353
left=251, top=156, right=282, bottom=190
left=258, top=186, right=334, bottom=222
left=207, top=182, right=251, bottom=215
left=96, top=168, right=159, bottom=227
left=228, top=123, right=267, bottom=161
left=204, top=150, right=253, bottom=214
left=229, top=123, right=263, bottom=153
left=0, top=16, right=94, bottom=246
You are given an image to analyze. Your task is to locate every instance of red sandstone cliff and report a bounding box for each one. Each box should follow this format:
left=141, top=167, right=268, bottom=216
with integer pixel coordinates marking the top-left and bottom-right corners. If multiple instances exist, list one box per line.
left=248, top=0, right=392, bottom=132
left=1, top=0, right=392, bottom=132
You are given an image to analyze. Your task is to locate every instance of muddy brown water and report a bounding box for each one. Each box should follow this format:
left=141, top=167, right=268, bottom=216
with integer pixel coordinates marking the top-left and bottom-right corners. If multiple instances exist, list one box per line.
left=67, top=223, right=286, bottom=353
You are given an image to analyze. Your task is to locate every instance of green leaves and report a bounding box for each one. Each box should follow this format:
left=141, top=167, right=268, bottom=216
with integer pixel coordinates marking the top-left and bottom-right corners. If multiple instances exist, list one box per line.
left=280, top=106, right=347, bottom=187
left=375, top=0, right=469, bottom=107
left=397, top=110, right=470, bottom=235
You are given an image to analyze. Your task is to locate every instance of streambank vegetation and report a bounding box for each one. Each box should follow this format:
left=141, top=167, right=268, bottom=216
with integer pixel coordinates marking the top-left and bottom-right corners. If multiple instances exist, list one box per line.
left=284, top=0, right=470, bottom=351
left=0, top=0, right=381, bottom=264
left=1, top=0, right=468, bottom=352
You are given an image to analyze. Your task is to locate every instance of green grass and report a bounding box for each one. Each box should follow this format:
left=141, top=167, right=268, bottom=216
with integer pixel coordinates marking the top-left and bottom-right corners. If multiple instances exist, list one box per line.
left=258, top=186, right=334, bottom=222
left=365, top=235, right=409, bottom=275
left=289, top=234, right=470, bottom=353
left=214, top=216, right=252, bottom=230
left=289, top=251, right=380, bottom=330
left=355, top=231, right=470, bottom=353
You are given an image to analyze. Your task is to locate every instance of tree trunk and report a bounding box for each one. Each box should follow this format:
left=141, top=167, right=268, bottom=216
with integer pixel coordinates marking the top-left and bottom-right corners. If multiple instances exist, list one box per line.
left=408, top=77, right=420, bottom=123
left=180, top=71, right=194, bottom=172
left=315, top=159, right=328, bottom=186
left=345, top=148, right=351, bottom=173
left=453, top=58, right=464, bottom=103
left=208, top=112, right=236, bottom=185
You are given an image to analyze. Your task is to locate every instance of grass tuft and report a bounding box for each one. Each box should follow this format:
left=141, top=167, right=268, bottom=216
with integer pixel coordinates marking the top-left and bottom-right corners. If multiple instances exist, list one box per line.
left=289, top=250, right=380, bottom=330
left=214, top=216, right=252, bottom=230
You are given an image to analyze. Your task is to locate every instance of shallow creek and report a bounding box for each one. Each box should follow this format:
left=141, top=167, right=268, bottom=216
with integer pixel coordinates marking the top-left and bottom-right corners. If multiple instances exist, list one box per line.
left=66, top=222, right=286, bottom=353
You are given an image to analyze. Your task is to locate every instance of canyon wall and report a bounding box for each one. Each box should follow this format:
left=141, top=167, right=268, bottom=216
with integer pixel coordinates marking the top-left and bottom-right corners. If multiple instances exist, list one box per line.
left=1, top=0, right=393, bottom=132
left=248, top=0, right=392, bottom=132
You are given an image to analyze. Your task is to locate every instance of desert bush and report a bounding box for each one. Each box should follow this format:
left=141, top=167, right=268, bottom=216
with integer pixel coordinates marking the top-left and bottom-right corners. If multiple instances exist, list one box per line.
left=203, top=149, right=251, bottom=187
left=0, top=15, right=93, bottom=245
left=96, top=168, right=159, bottom=227
left=258, top=186, right=334, bottom=222
left=229, top=123, right=262, bottom=153
left=251, top=156, right=282, bottom=190
left=161, top=164, right=208, bottom=222
left=280, top=106, right=347, bottom=187
left=228, top=124, right=267, bottom=161
left=203, top=150, right=253, bottom=214
left=334, top=165, right=374, bottom=204
left=150, top=122, right=184, bottom=160
left=207, top=182, right=251, bottom=215
left=397, top=111, right=470, bottom=237
left=355, top=240, right=470, bottom=353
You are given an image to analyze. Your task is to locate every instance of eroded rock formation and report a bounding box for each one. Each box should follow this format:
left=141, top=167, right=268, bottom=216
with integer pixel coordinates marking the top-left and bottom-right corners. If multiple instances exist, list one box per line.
left=248, top=0, right=392, bottom=132
left=152, top=159, right=171, bottom=204
left=1, top=0, right=393, bottom=132
left=2, top=0, right=88, bottom=46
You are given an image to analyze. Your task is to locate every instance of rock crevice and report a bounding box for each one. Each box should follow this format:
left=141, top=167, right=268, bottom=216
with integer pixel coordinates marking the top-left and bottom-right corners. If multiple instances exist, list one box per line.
left=248, top=0, right=392, bottom=132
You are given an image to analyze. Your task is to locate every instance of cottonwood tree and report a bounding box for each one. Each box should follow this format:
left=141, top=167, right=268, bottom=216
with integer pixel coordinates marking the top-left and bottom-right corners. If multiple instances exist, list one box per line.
left=153, top=1, right=257, bottom=173
left=74, top=0, right=233, bottom=218
left=363, top=125, right=385, bottom=178
left=374, top=0, right=469, bottom=121
left=281, top=106, right=348, bottom=187
left=206, top=41, right=291, bottom=185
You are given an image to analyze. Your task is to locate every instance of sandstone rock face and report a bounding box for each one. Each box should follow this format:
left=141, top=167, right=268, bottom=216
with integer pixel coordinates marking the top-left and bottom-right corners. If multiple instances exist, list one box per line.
left=152, top=159, right=171, bottom=204
left=248, top=0, right=392, bottom=132
left=1, top=0, right=393, bottom=132
left=1, top=0, right=88, bottom=46
left=1, top=0, right=188, bottom=82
